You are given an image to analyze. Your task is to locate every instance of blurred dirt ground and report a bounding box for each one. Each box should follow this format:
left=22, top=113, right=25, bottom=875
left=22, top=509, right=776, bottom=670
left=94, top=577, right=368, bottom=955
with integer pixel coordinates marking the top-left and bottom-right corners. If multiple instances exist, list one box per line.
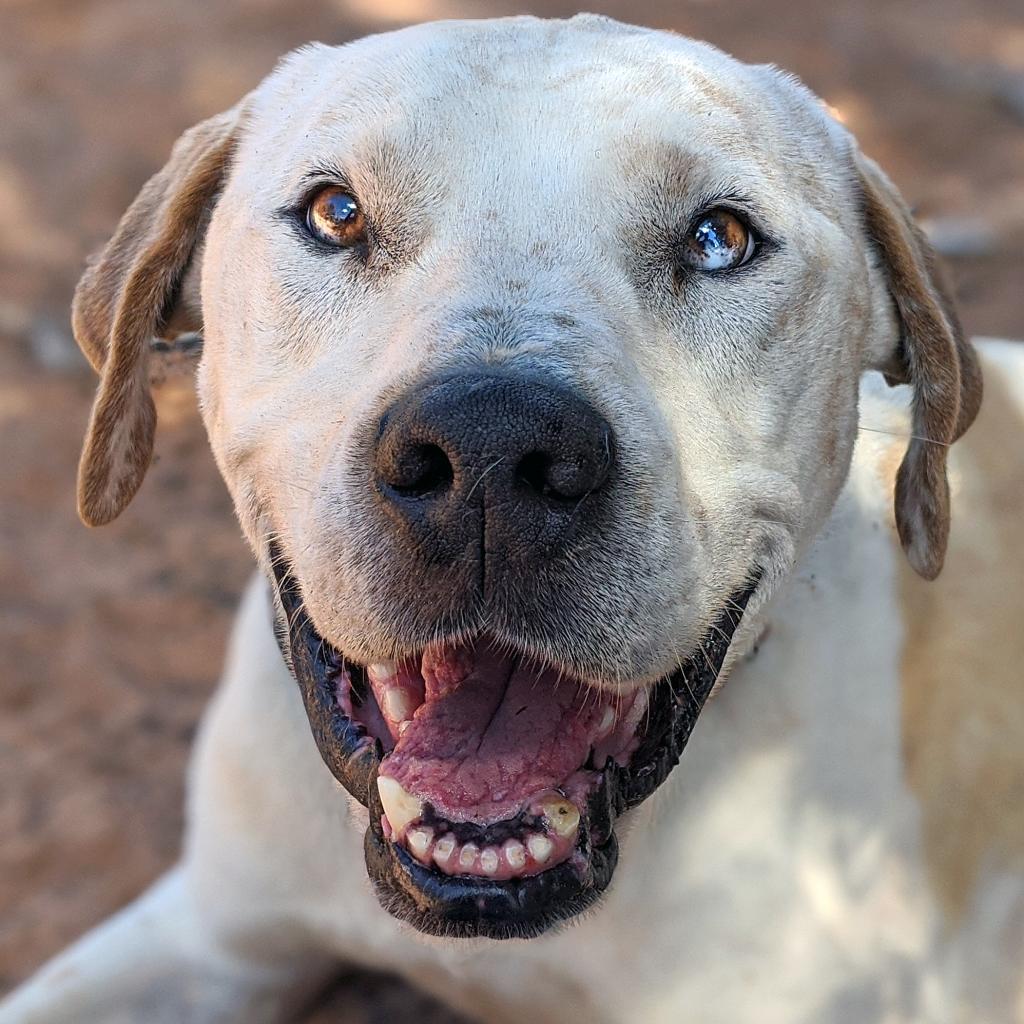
left=1, top=0, right=1022, bottom=1018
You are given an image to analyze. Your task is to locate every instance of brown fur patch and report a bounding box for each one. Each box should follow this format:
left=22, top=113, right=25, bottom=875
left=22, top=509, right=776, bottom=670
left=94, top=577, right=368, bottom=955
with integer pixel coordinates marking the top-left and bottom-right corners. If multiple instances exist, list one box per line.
left=856, top=152, right=983, bottom=579
left=73, top=104, right=246, bottom=526
left=899, top=363, right=1024, bottom=921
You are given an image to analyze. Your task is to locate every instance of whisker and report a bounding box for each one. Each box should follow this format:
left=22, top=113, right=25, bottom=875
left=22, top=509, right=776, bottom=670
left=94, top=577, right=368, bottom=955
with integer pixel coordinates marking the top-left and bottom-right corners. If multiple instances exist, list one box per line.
left=287, top=598, right=307, bottom=633
left=276, top=480, right=316, bottom=495
left=676, top=670, right=699, bottom=710
left=698, top=645, right=719, bottom=684
left=465, top=456, right=505, bottom=502
left=858, top=425, right=949, bottom=447
left=709, top=624, right=733, bottom=646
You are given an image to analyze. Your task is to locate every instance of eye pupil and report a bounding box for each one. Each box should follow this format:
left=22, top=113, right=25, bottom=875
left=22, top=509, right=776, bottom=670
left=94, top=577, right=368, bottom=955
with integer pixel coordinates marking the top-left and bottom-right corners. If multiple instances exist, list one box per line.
left=306, top=186, right=367, bottom=247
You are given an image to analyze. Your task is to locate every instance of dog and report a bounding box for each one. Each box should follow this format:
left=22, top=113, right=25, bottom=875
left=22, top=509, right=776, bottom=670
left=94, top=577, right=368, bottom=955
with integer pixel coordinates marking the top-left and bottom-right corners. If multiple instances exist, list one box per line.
left=3, top=14, right=1023, bottom=1023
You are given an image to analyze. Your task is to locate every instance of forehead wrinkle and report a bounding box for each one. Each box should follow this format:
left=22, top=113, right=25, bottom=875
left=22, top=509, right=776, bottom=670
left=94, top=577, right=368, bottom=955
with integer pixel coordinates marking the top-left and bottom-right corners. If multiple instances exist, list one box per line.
left=355, top=136, right=447, bottom=262
left=350, top=132, right=442, bottom=199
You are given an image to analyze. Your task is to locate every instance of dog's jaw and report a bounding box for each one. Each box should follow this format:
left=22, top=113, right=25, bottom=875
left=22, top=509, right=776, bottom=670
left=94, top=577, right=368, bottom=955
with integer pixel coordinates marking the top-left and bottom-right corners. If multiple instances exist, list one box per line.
left=270, top=547, right=758, bottom=939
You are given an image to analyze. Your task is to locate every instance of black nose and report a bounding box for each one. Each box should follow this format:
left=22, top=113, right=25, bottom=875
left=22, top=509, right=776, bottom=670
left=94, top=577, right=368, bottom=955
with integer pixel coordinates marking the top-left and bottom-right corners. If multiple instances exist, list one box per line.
left=373, top=373, right=614, bottom=572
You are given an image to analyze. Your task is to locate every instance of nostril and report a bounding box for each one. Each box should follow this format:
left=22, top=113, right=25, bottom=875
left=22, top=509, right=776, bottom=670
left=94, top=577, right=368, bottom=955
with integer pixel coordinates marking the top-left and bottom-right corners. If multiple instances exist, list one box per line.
left=515, top=424, right=614, bottom=503
left=386, top=443, right=454, bottom=498
left=375, top=375, right=615, bottom=520
left=514, top=451, right=554, bottom=498
left=515, top=450, right=596, bottom=502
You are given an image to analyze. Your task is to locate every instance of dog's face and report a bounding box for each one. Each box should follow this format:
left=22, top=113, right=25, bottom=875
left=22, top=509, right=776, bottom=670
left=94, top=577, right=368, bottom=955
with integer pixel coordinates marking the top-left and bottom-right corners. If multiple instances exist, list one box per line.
left=72, top=16, right=980, bottom=938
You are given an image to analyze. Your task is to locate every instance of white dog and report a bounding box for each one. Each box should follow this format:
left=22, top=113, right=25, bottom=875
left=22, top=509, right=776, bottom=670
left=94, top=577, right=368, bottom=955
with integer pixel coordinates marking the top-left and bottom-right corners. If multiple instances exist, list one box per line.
left=4, top=15, right=1023, bottom=1023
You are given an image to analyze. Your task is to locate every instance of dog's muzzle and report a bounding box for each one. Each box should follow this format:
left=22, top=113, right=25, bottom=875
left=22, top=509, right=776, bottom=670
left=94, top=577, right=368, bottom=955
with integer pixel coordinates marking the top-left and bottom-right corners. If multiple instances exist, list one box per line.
left=268, top=371, right=758, bottom=938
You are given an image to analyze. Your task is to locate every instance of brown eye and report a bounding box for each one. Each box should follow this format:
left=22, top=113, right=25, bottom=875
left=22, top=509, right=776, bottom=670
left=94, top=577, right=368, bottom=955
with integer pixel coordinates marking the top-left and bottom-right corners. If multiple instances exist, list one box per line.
left=306, top=186, right=367, bottom=247
left=681, top=209, right=756, bottom=272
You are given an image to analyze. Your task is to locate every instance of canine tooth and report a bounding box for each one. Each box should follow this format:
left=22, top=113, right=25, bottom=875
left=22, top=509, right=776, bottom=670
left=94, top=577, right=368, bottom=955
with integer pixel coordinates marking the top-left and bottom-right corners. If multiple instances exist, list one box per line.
left=504, top=840, right=526, bottom=870
left=377, top=776, right=423, bottom=836
left=368, top=661, right=398, bottom=680
left=527, top=835, right=553, bottom=863
left=407, top=828, right=433, bottom=860
left=398, top=720, right=412, bottom=735
left=597, top=706, right=616, bottom=737
left=480, top=848, right=500, bottom=875
left=539, top=797, right=580, bottom=838
left=459, top=843, right=479, bottom=869
left=434, top=835, right=456, bottom=866
left=381, top=687, right=416, bottom=723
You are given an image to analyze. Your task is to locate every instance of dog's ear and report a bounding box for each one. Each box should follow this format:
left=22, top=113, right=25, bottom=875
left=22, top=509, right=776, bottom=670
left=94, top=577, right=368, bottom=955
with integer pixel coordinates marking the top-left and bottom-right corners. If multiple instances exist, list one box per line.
left=855, top=152, right=983, bottom=580
left=72, top=103, right=247, bottom=526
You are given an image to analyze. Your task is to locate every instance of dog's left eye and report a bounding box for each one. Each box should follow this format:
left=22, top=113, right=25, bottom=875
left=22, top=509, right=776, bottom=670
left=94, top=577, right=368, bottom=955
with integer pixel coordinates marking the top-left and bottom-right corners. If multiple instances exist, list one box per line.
left=680, top=209, right=757, bottom=272
left=305, top=186, right=367, bottom=247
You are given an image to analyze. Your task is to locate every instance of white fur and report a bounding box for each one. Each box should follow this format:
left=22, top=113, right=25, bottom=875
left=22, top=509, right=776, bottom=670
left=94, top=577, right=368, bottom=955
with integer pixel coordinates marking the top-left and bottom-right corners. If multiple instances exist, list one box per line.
left=3, top=17, right=1021, bottom=1022
left=7, top=352, right=1023, bottom=1023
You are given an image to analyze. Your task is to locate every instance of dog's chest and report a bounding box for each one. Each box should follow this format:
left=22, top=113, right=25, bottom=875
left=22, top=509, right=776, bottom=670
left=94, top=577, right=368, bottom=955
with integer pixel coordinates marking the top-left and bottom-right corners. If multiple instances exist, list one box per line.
left=319, top=492, right=941, bottom=1021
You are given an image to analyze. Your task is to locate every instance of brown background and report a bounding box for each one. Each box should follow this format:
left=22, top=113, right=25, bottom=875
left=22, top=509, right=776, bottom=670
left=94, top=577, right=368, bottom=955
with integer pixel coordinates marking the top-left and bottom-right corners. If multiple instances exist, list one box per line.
left=1, top=0, right=1022, bottom=1019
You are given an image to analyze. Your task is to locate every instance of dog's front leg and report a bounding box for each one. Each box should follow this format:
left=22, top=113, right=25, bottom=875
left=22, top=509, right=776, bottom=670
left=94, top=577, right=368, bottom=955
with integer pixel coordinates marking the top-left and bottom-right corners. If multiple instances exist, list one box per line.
left=1, top=576, right=371, bottom=1023
left=0, top=864, right=338, bottom=1024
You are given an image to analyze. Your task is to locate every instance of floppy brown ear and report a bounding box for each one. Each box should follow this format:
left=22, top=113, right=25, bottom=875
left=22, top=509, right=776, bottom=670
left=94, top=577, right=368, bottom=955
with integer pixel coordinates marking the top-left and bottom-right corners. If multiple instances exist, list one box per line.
left=72, top=104, right=246, bottom=527
left=856, top=152, right=983, bottom=580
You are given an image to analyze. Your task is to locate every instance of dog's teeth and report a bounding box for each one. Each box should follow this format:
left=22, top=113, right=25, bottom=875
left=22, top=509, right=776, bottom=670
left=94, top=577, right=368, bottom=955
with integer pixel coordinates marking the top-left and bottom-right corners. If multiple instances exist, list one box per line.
left=377, top=776, right=423, bottom=837
left=504, top=840, right=526, bottom=870
left=480, top=848, right=500, bottom=875
left=539, top=796, right=581, bottom=838
left=459, top=843, right=479, bottom=869
left=381, top=687, right=416, bottom=724
left=596, top=706, right=616, bottom=737
left=433, top=835, right=456, bottom=866
left=527, top=834, right=553, bottom=864
left=398, top=720, right=412, bottom=735
left=368, top=661, right=398, bottom=680
left=407, top=827, right=433, bottom=860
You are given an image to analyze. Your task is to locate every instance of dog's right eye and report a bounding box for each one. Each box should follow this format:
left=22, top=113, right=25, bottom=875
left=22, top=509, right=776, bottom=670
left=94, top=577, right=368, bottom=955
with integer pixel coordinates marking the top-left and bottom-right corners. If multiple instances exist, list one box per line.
left=679, top=208, right=757, bottom=273
left=305, top=186, right=367, bottom=248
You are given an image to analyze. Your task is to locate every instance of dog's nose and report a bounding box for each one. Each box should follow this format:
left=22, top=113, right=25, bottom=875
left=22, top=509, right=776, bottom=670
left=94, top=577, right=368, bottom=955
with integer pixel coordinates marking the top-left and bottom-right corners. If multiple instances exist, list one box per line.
left=373, top=374, right=614, bottom=568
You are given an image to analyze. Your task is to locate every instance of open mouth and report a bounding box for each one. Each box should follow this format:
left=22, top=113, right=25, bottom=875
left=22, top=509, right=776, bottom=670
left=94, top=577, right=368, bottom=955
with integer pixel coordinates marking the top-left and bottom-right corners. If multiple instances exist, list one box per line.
left=271, top=554, right=756, bottom=939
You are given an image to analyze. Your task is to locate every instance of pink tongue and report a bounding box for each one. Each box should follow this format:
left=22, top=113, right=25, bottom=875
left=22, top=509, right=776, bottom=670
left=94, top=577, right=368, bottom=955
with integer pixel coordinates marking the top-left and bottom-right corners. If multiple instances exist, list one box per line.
left=378, top=643, right=605, bottom=823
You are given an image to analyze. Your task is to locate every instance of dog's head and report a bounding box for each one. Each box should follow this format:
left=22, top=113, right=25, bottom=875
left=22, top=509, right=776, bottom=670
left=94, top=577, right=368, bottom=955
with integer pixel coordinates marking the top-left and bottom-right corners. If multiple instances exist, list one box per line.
left=72, top=16, right=981, bottom=938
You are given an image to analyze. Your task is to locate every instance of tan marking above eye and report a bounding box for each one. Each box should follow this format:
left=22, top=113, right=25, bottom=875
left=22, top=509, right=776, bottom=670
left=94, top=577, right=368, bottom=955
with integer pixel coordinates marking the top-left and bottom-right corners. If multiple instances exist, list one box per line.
left=306, top=186, right=367, bottom=247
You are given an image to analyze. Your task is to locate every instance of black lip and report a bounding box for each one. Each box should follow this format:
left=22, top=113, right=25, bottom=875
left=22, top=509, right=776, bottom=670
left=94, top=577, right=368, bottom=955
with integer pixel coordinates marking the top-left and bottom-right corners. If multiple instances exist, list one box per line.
left=270, top=549, right=757, bottom=938
left=363, top=759, right=620, bottom=939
